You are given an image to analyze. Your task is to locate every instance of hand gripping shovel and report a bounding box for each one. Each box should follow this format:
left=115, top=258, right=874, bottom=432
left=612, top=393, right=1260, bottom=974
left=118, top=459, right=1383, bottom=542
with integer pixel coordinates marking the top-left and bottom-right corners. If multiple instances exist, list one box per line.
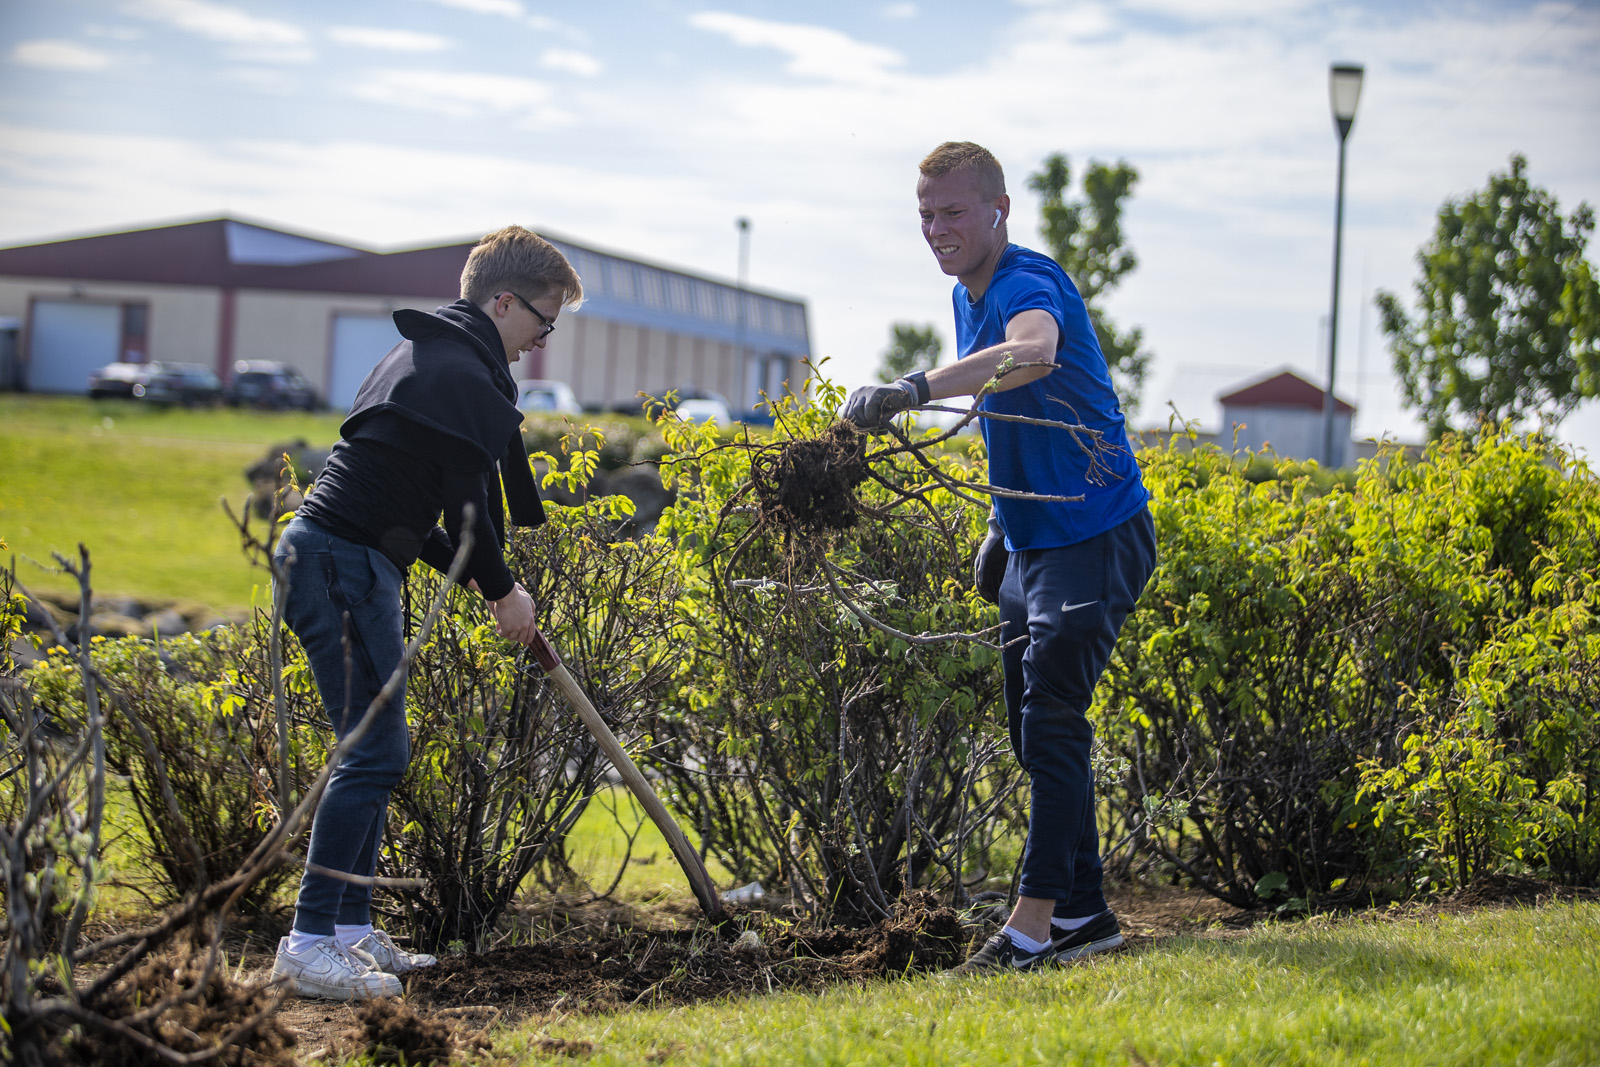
left=523, top=626, right=728, bottom=926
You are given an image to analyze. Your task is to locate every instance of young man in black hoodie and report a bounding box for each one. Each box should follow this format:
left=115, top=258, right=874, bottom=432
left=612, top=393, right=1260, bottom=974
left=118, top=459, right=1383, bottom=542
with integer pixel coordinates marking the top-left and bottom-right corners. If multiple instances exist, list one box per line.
left=270, top=226, right=581, bottom=1000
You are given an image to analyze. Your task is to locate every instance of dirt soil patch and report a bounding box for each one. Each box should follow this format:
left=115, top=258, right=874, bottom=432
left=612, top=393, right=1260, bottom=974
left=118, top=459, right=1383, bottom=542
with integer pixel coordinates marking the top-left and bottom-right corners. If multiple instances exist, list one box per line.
left=406, top=893, right=965, bottom=1016
left=338, top=998, right=493, bottom=1066
left=65, top=936, right=299, bottom=1067
left=245, top=875, right=1585, bottom=1059
left=1439, top=873, right=1598, bottom=912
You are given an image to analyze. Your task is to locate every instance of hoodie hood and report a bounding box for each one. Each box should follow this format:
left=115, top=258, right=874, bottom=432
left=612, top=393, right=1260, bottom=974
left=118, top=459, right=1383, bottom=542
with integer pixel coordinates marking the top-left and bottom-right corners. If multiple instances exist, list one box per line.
left=339, top=299, right=545, bottom=530
left=393, top=300, right=518, bottom=400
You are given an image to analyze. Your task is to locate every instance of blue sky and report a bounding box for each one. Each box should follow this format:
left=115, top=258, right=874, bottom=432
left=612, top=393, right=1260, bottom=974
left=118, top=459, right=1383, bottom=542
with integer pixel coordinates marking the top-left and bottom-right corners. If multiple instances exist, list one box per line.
left=3, top=0, right=1598, bottom=455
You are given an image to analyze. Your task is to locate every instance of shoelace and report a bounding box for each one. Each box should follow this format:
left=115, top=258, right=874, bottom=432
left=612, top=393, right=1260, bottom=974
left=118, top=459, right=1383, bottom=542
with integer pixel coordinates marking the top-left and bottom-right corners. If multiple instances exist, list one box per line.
left=322, top=940, right=374, bottom=974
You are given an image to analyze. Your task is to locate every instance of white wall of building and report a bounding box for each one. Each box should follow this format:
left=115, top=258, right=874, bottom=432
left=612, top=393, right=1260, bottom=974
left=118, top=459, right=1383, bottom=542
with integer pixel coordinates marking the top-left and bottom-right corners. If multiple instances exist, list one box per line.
left=1223, top=403, right=1353, bottom=466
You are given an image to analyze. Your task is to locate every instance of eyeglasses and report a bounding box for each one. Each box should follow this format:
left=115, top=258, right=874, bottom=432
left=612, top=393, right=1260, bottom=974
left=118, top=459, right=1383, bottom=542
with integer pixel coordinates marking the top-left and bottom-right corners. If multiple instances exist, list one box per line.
left=508, top=291, right=556, bottom=340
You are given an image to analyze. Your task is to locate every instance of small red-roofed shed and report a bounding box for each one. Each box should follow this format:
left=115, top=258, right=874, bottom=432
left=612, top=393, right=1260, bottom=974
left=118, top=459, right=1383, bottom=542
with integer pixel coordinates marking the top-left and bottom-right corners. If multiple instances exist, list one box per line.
left=1218, top=368, right=1356, bottom=467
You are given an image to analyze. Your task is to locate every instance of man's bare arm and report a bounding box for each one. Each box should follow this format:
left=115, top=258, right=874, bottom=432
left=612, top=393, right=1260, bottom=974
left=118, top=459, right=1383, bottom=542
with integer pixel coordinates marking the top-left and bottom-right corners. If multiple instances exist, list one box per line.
left=924, top=309, right=1060, bottom=400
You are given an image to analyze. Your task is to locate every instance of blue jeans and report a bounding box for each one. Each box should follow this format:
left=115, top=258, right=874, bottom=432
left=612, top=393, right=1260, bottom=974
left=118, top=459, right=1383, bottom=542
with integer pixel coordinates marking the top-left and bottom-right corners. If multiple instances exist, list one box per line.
left=274, top=516, right=409, bottom=935
left=1000, top=507, right=1156, bottom=917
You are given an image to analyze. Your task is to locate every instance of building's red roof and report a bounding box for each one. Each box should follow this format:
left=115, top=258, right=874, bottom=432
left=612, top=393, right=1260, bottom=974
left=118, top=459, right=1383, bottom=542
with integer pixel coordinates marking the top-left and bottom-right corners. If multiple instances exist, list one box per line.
left=1218, top=368, right=1354, bottom=415
left=0, top=218, right=474, bottom=298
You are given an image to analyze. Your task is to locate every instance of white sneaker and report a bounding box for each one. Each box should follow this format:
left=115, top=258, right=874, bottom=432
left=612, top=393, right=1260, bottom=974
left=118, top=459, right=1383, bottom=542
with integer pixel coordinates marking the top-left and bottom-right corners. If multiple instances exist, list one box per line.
left=270, top=935, right=402, bottom=1000
left=353, top=929, right=438, bottom=974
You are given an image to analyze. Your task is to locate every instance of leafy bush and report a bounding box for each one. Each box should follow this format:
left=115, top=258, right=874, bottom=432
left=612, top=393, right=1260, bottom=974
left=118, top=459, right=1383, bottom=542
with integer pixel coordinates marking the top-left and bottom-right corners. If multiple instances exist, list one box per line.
left=23, top=624, right=318, bottom=910
left=1099, top=427, right=1600, bottom=904
left=1355, top=432, right=1600, bottom=890
left=13, top=403, right=1595, bottom=959
left=380, top=499, right=685, bottom=950
left=646, top=390, right=1023, bottom=922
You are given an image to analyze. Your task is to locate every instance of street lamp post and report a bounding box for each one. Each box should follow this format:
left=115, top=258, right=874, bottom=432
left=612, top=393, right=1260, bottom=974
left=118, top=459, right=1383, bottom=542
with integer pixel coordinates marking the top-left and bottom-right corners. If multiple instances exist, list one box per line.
left=735, top=217, right=752, bottom=406
left=1322, top=62, right=1364, bottom=468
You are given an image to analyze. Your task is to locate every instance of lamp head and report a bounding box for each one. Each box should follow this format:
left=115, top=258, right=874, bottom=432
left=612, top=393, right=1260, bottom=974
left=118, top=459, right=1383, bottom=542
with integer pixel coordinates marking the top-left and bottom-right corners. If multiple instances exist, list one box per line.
left=1329, top=63, right=1364, bottom=139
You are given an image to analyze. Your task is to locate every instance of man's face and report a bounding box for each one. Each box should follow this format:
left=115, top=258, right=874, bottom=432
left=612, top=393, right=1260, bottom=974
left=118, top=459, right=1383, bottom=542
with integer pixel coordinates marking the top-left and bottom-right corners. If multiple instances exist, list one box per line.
left=918, top=170, right=1006, bottom=283
left=500, top=290, right=561, bottom=363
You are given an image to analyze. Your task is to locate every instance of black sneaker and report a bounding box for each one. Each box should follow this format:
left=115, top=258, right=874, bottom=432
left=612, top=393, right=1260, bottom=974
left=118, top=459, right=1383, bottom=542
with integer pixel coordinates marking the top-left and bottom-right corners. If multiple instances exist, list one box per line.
left=943, top=932, right=1057, bottom=976
left=1049, top=910, right=1124, bottom=961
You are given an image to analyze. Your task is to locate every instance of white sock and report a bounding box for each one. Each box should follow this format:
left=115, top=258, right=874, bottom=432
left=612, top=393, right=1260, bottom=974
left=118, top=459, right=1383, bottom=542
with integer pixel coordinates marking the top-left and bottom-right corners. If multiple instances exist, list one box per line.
left=1002, top=926, right=1052, bottom=954
left=334, top=923, right=374, bottom=949
left=1052, top=911, right=1100, bottom=932
left=286, top=929, right=325, bottom=955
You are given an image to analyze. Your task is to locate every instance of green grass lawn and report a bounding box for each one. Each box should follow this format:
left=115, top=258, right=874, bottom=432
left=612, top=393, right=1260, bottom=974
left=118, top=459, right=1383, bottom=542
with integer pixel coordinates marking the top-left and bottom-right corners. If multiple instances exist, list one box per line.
left=500, top=904, right=1599, bottom=1067
left=0, top=395, right=346, bottom=612
left=559, top=786, right=735, bottom=909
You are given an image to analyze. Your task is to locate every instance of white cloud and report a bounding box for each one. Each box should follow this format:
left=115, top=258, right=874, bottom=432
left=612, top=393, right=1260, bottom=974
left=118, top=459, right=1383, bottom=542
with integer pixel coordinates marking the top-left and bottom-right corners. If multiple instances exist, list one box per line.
left=350, top=69, right=572, bottom=126
left=86, top=24, right=145, bottom=41
left=224, top=67, right=300, bottom=95
left=689, top=11, right=904, bottom=85
left=327, top=26, right=452, bottom=53
left=225, top=45, right=316, bottom=65
left=1123, top=0, right=1318, bottom=16
left=417, top=0, right=524, bottom=16
left=10, top=40, right=116, bottom=72
left=540, top=48, right=600, bottom=77
left=882, top=3, right=917, bottom=18
left=123, top=0, right=306, bottom=45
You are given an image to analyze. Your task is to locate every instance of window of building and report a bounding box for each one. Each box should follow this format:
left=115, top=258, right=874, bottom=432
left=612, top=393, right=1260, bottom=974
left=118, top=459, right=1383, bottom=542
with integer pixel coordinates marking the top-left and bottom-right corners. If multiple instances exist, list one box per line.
left=120, top=302, right=149, bottom=361
left=640, top=268, right=665, bottom=308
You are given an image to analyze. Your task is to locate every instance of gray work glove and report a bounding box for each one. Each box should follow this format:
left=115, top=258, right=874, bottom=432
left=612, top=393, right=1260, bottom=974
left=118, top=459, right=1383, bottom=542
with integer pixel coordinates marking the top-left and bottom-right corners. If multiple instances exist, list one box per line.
left=842, top=373, right=929, bottom=433
left=973, top=514, right=1008, bottom=604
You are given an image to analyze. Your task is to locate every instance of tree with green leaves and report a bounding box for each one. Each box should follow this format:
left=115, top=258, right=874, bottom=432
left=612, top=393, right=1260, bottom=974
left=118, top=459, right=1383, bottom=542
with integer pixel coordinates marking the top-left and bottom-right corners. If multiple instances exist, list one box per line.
left=1377, top=154, right=1600, bottom=437
left=1028, top=154, right=1151, bottom=407
left=876, top=322, right=943, bottom=383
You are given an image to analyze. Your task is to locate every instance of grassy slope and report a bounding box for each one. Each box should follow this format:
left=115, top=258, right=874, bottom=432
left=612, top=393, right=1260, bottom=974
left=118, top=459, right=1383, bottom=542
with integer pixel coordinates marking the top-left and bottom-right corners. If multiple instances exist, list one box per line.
left=0, top=396, right=346, bottom=611
left=501, top=904, right=1599, bottom=1067
left=561, top=787, right=735, bottom=907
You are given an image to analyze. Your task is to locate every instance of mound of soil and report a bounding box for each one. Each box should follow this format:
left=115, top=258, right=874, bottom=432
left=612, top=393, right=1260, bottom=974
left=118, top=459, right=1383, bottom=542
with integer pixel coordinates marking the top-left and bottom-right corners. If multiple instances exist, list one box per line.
left=342, top=999, right=492, bottom=1066
left=67, top=937, right=298, bottom=1067
left=407, top=897, right=968, bottom=1016
left=751, top=423, right=868, bottom=533
left=1443, top=873, right=1599, bottom=911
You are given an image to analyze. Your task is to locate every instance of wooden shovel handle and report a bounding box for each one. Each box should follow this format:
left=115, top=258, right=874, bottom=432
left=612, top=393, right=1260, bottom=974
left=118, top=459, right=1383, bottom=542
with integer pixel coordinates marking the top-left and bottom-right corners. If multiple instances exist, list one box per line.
left=527, top=628, right=727, bottom=925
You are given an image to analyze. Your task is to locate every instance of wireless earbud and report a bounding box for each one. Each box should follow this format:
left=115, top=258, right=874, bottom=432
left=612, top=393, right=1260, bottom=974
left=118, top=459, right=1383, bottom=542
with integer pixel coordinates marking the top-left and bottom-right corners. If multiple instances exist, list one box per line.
left=992, top=208, right=1002, bottom=229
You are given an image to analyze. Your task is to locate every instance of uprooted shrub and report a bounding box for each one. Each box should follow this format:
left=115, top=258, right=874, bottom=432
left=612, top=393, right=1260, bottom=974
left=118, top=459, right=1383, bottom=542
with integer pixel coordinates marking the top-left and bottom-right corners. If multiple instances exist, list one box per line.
left=1097, top=426, right=1600, bottom=905
left=646, top=384, right=1024, bottom=922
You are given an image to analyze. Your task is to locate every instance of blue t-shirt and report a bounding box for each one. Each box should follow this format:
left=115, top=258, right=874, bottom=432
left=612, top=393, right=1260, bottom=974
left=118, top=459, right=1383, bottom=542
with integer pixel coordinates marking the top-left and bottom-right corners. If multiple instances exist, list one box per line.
left=954, top=244, right=1148, bottom=551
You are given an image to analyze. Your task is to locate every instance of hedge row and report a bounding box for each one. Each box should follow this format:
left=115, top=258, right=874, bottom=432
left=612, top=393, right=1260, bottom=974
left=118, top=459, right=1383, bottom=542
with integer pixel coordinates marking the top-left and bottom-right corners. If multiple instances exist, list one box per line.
left=7, top=413, right=1595, bottom=944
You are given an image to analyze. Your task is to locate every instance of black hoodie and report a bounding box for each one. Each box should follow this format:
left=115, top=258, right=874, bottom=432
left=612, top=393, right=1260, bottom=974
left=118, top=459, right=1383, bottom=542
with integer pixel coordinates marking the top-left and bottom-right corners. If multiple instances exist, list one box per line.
left=295, top=300, right=544, bottom=600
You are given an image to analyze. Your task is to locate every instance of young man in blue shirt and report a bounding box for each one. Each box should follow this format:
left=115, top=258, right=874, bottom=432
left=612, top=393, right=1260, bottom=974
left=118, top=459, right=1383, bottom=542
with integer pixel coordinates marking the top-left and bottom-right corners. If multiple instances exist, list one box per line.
left=844, top=142, right=1157, bottom=973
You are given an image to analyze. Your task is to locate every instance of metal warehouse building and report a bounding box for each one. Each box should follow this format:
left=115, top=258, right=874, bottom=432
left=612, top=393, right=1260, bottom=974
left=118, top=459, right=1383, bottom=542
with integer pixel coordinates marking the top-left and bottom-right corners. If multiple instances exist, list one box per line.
left=0, top=217, right=811, bottom=412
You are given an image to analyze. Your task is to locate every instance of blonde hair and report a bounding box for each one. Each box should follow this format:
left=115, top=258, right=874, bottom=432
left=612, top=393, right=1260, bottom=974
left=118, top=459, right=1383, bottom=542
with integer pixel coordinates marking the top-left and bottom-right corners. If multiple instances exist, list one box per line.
left=460, top=225, right=584, bottom=309
left=918, top=142, right=1006, bottom=200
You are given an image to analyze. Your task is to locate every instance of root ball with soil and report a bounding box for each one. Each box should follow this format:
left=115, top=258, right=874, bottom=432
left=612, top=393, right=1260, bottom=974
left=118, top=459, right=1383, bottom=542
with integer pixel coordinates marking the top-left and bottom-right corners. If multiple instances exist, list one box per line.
left=750, top=422, right=868, bottom=534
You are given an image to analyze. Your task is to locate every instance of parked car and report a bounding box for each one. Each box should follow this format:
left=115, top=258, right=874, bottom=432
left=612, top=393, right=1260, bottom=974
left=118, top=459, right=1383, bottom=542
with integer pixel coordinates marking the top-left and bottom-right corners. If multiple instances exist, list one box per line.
left=673, top=391, right=734, bottom=427
left=88, top=361, right=153, bottom=399
left=516, top=378, right=582, bottom=416
left=227, top=360, right=319, bottom=411
left=140, top=362, right=224, bottom=406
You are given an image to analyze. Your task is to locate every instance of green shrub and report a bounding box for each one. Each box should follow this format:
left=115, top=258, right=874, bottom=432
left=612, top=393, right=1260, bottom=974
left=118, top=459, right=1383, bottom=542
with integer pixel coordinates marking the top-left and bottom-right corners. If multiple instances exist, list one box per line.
left=1356, top=433, right=1600, bottom=890
left=1100, top=427, right=1599, bottom=904
left=381, top=498, right=685, bottom=950
left=23, top=625, right=318, bottom=910
left=646, top=388, right=1021, bottom=921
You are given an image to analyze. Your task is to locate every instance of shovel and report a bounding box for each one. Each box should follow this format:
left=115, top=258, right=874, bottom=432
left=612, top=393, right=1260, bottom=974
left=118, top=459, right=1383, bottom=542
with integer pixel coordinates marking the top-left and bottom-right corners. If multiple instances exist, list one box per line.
left=522, top=626, right=728, bottom=926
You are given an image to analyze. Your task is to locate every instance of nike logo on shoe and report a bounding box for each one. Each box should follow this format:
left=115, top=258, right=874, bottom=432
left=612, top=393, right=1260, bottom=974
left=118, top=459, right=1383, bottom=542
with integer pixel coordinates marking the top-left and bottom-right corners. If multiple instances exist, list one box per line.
left=1060, top=600, right=1098, bottom=613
